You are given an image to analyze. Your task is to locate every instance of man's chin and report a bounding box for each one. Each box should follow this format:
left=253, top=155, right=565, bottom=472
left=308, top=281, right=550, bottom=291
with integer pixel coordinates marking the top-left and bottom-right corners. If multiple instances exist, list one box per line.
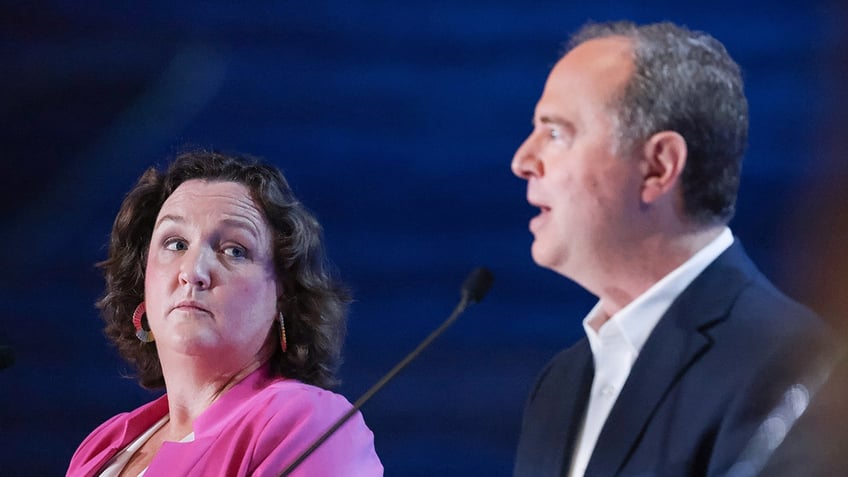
left=530, top=242, right=560, bottom=269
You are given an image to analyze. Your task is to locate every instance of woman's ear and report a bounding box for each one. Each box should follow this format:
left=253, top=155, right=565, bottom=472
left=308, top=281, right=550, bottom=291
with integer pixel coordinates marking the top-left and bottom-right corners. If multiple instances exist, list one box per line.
left=640, top=130, right=687, bottom=204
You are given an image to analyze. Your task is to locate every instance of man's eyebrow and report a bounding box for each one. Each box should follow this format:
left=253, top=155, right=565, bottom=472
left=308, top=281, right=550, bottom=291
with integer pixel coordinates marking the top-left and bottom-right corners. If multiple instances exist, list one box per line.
left=535, top=114, right=576, bottom=134
left=538, top=114, right=570, bottom=126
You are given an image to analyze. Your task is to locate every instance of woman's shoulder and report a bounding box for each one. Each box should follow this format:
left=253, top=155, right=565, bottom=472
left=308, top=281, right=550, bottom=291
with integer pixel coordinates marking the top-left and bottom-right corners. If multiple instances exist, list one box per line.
left=189, top=374, right=382, bottom=476
left=230, top=378, right=373, bottom=453
left=250, top=378, right=355, bottom=417
left=196, top=371, right=355, bottom=435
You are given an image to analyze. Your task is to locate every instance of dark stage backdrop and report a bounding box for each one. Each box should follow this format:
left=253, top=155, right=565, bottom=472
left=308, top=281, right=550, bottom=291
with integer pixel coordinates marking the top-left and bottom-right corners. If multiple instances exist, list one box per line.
left=1, top=2, right=846, bottom=475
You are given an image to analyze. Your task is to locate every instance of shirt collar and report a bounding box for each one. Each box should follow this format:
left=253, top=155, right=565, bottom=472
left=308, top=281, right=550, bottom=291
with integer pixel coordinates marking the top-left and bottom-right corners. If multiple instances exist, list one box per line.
left=583, top=227, right=734, bottom=356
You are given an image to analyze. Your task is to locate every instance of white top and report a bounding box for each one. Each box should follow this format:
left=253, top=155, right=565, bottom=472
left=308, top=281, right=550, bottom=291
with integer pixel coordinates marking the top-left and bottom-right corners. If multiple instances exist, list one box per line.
left=98, top=415, right=195, bottom=477
left=567, top=227, right=734, bottom=477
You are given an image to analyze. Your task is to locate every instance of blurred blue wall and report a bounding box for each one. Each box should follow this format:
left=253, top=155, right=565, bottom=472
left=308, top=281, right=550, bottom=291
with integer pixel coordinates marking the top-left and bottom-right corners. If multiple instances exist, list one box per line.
left=1, top=2, right=845, bottom=475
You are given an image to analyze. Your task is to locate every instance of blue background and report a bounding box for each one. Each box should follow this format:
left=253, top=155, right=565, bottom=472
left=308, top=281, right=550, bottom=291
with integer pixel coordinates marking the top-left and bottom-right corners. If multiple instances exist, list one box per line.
left=1, top=1, right=846, bottom=475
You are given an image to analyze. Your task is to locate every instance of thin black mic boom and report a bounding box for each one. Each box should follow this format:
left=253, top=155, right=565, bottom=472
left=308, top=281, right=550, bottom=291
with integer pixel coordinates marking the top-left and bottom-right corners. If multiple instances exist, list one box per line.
left=278, top=267, right=494, bottom=476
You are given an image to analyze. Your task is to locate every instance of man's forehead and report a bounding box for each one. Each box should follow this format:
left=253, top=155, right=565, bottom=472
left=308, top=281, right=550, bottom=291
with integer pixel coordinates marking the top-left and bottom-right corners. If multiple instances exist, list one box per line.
left=541, top=36, right=634, bottom=103
left=558, top=36, right=634, bottom=75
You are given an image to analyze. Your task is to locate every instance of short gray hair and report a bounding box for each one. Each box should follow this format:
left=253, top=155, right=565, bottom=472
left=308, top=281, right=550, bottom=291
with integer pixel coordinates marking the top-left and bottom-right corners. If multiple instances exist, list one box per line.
left=569, top=21, right=748, bottom=224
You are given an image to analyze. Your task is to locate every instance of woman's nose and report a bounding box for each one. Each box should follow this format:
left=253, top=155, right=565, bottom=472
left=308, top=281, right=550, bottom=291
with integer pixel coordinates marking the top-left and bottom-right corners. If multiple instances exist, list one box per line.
left=179, top=247, right=212, bottom=289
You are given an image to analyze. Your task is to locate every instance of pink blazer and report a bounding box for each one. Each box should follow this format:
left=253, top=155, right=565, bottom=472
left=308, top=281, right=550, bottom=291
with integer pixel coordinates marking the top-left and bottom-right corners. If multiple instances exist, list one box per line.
left=66, top=366, right=383, bottom=476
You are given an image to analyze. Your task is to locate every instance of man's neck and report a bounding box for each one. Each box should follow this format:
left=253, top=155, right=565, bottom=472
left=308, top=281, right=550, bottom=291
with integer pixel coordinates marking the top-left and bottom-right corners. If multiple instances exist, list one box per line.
left=594, top=225, right=726, bottom=323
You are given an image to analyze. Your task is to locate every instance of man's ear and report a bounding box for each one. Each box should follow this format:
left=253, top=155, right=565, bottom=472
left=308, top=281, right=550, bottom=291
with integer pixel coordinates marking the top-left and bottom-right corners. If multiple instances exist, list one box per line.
left=640, top=130, right=687, bottom=204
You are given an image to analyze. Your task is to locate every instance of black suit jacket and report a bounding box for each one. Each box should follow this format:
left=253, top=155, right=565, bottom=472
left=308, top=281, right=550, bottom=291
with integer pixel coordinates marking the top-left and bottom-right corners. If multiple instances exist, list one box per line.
left=514, top=241, right=829, bottom=477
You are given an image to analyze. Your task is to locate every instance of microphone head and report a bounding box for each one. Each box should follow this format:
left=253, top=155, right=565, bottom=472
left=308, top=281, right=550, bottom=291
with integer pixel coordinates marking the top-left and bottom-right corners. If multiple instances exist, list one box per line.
left=461, top=267, right=494, bottom=304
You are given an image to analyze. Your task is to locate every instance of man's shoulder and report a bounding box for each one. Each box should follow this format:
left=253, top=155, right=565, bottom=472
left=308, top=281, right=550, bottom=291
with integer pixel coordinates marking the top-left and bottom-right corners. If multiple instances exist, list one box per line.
left=680, top=239, right=827, bottom=336
left=719, top=256, right=829, bottom=346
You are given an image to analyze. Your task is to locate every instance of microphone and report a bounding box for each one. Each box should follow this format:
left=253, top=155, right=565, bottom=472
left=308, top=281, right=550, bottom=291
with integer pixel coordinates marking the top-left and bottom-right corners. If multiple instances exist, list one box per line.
left=0, top=345, right=14, bottom=370
left=461, top=266, right=495, bottom=304
left=278, top=267, right=494, bottom=476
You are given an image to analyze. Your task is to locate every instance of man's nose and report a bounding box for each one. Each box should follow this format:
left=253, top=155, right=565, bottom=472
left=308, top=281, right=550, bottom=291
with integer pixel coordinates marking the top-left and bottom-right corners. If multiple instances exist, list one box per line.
left=511, top=134, right=544, bottom=179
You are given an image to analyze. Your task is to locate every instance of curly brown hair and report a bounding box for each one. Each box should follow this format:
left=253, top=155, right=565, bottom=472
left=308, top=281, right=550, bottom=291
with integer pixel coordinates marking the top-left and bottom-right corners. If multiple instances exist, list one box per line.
left=97, top=149, right=349, bottom=390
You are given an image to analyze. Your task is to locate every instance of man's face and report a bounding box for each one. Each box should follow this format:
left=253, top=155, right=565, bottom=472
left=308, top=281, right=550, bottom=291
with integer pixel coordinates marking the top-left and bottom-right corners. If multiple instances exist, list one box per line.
left=511, top=36, right=645, bottom=289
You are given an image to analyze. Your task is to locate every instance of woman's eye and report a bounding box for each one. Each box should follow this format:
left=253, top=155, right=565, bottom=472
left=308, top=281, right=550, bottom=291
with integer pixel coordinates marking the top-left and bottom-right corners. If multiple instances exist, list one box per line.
left=164, top=239, right=188, bottom=251
left=223, top=246, right=247, bottom=258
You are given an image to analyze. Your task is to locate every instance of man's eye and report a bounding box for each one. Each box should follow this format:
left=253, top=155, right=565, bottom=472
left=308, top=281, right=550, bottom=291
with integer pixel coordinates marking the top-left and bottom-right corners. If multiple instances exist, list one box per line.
left=548, top=127, right=562, bottom=140
left=164, top=239, right=188, bottom=251
left=223, top=246, right=246, bottom=258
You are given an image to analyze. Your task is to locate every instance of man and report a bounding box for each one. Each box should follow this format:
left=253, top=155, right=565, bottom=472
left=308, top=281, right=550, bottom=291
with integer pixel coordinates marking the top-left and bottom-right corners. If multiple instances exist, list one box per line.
left=511, top=21, right=830, bottom=477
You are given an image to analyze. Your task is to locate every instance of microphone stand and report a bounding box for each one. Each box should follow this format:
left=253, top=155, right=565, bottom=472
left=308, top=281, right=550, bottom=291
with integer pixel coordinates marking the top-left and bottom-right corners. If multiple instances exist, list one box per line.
left=278, top=267, right=493, bottom=476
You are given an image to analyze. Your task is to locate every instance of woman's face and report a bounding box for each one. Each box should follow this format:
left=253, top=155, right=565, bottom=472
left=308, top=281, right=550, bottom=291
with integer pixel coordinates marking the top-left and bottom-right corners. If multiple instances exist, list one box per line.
left=144, top=179, right=280, bottom=368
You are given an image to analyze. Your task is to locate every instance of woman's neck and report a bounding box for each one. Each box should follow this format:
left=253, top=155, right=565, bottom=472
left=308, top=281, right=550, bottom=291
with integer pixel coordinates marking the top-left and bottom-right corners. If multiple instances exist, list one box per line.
left=158, top=355, right=267, bottom=439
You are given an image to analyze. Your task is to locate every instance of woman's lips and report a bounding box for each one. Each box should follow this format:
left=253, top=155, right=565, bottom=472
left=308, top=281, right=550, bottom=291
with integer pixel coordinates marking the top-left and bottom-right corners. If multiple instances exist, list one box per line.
left=172, top=301, right=210, bottom=315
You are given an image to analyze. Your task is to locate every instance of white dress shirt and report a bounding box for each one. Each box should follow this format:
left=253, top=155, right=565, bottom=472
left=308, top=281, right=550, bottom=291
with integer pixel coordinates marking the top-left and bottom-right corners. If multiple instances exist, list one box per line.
left=567, top=227, right=734, bottom=477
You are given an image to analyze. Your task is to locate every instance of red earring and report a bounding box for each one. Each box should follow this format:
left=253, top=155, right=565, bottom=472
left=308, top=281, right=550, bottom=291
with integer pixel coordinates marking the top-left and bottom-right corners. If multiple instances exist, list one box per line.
left=132, top=302, right=155, bottom=343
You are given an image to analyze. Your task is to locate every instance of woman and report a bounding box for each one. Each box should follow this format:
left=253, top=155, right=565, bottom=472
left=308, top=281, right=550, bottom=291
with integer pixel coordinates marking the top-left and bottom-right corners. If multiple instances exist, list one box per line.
left=67, top=150, right=383, bottom=476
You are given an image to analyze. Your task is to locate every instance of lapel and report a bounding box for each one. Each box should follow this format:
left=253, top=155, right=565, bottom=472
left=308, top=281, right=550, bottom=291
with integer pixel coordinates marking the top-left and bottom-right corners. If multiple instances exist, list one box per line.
left=76, top=396, right=169, bottom=477
left=559, top=339, right=595, bottom=469
left=143, top=365, right=273, bottom=475
left=76, top=444, right=122, bottom=477
left=556, top=341, right=595, bottom=470
left=144, top=437, right=218, bottom=474
left=584, top=242, right=757, bottom=477
left=74, top=367, right=273, bottom=477
left=518, top=340, right=594, bottom=477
